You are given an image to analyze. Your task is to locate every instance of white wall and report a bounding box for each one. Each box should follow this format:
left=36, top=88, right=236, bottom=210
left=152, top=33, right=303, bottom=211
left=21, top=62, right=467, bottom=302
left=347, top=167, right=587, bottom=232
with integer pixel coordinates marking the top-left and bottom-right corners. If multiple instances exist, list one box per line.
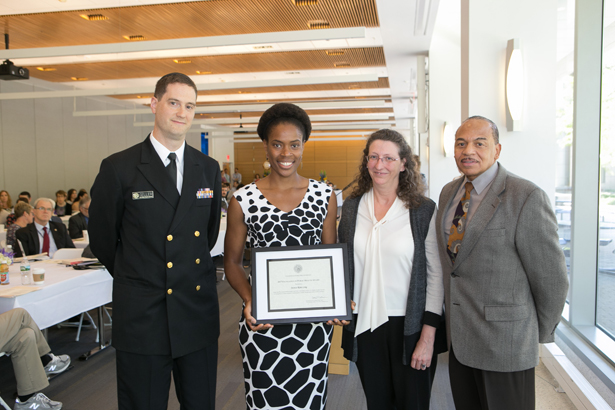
left=428, top=0, right=463, bottom=202
left=0, top=79, right=220, bottom=201
left=429, top=0, right=559, bottom=205
left=0, top=79, right=148, bottom=200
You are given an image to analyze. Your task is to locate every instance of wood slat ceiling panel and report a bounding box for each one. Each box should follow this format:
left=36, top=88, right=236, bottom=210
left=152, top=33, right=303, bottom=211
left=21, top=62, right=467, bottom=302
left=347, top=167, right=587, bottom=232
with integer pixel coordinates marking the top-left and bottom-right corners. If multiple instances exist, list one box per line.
left=28, top=48, right=385, bottom=82
left=195, top=107, right=393, bottom=118
left=116, top=77, right=390, bottom=99
left=2, top=0, right=379, bottom=49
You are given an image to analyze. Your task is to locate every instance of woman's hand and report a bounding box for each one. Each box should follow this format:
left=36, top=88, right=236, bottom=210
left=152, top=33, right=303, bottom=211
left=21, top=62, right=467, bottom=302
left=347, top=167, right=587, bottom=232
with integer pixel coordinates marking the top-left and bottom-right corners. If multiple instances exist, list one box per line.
left=326, top=318, right=350, bottom=326
left=243, top=303, right=273, bottom=332
left=411, top=324, right=436, bottom=370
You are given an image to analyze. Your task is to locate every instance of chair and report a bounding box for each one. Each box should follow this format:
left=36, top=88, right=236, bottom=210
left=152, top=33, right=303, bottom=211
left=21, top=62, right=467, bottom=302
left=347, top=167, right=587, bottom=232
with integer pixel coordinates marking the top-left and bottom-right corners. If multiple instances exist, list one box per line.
left=0, top=353, right=11, bottom=410
left=53, top=248, right=99, bottom=341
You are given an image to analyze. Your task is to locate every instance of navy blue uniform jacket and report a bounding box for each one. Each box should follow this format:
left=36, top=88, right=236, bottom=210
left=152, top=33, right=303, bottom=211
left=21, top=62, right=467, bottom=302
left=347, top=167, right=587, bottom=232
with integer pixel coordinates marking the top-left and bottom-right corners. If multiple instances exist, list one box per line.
left=89, top=136, right=221, bottom=358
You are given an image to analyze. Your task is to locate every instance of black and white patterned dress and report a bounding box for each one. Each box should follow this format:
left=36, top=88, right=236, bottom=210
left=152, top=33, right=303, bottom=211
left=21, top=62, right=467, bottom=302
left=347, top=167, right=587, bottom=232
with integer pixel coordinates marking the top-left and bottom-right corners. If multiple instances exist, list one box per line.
left=234, top=180, right=334, bottom=410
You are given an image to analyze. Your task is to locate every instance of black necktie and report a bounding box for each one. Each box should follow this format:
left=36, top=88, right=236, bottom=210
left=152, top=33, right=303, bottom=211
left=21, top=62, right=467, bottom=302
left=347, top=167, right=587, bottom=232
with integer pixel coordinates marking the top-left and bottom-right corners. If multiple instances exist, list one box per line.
left=167, top=152, right=177, bottom=188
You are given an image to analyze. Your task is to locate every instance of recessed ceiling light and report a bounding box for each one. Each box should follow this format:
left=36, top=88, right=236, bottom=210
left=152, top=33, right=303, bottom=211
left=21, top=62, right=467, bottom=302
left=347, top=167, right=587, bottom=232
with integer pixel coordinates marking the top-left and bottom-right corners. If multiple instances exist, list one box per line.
left=36, top=67, right=56, bottom=72
left=293, top=0, right=317, bottom=5
left=173, top=59, right=192, bottom=64
left=326, top=50, right=345, bottom=56
left=308, top=20, right=330, bottom=29
left=123, top=35, right=146, bottom=41
left=71, top=77, right=88, bottom=81
left=196, top=71, right=212, bottom=74
left=253, top=45, right=273, bottom=50
left=334, top=62, right=351, bottom=68
left=80, top=14, right=108, bottom=21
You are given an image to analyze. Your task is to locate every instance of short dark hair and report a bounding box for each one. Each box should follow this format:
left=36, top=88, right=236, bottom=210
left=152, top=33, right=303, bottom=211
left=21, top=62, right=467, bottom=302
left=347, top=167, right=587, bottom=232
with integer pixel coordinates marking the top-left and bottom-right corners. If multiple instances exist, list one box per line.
left=56, top=190, right=66, bottom=197
left=19, top=191, right=31, bottom=199
left=463, top=115, right=500, bottom=144
left=222, top=183, right=231, bottom=188
left=257, top=103, right=312, bottom=142
left=154, top=73, right=198, bottom=100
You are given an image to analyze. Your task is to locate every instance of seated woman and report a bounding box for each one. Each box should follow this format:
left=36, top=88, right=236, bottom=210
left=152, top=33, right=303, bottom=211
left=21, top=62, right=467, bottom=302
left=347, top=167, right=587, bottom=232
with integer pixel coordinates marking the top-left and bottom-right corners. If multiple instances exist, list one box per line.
left=338, top=129, right=445, bottom=410
left=66, top=188, right=77, bottom=206
left=0, top=190, right=13, bottom=212
left=54, top=190, right=71, bottom=216
left=71, top=190, right=88, bottom=213
left=7, top=202, right=33, bottom=249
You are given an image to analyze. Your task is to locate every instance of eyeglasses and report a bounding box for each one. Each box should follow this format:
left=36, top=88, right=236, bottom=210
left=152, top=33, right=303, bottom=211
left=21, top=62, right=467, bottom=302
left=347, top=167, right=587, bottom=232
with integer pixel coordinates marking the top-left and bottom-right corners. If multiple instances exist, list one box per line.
left=35, top=207, right=53, bottom=212
left=366, top=154, right=400, bottom=164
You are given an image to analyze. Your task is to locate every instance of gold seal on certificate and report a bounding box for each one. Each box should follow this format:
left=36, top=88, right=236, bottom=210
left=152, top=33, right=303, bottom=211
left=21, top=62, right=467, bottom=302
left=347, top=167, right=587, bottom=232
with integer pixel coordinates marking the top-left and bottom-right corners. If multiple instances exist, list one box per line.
left=251, top=244, right=351, bottom=324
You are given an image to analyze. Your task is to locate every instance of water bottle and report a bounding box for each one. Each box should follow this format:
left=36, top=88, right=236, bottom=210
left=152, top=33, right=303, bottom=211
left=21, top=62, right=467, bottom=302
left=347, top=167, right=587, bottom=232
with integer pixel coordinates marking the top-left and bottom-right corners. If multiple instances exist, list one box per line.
left=20, top=259, right=31, bottom=285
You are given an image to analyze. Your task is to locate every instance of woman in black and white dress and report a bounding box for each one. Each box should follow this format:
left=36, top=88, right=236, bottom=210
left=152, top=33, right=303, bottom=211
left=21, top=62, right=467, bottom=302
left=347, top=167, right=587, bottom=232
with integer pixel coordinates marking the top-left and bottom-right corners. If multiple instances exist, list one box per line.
left=224, top=103, right=341, bottom=410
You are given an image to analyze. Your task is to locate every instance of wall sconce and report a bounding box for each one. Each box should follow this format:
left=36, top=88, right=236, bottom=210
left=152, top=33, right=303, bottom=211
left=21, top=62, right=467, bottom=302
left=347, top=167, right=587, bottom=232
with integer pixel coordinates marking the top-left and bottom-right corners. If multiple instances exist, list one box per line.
left=505, top=38, right=523, bottom=131
left=442, top=122, right=455, bottom=157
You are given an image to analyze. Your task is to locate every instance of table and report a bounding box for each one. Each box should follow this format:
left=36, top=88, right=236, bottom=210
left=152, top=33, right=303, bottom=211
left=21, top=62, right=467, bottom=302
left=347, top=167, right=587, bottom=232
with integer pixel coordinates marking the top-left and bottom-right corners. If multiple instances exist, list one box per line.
left=210, top=216, right=227, bottom=257
left=0, top=261, right=112, bottom=330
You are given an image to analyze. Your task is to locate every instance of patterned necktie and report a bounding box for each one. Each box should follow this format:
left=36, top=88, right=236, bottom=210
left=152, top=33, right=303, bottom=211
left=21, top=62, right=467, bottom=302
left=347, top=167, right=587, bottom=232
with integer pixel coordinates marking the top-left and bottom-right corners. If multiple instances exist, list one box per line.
left=167, top=152, right=177, bottom=188
left=447, top=182, right=473, bottom=264
left=42, top=226, right=50, bottom=255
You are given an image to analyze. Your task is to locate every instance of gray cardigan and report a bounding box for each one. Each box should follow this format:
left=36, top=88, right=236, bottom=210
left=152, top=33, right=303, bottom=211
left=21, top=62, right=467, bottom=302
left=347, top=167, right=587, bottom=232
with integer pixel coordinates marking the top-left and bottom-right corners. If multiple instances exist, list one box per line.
left=338, top=193, right=441, bottom=365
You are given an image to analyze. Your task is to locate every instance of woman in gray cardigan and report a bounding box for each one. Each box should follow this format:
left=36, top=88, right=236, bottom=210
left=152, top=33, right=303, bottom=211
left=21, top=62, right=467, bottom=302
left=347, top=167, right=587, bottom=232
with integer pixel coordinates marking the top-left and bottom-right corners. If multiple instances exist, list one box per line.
left=338, top=129, right=445, bottom=410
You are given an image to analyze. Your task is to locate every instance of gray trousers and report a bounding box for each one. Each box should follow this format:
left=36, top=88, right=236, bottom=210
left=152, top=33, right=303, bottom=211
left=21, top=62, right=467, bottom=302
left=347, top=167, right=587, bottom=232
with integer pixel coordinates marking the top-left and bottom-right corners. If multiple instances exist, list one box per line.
left=0, top=308, right=51, bottom=395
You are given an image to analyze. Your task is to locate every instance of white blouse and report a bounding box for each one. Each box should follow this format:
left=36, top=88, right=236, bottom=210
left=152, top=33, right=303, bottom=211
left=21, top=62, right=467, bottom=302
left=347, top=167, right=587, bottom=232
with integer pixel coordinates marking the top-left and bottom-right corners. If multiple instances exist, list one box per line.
left=353, top=190, right=444, bottom=335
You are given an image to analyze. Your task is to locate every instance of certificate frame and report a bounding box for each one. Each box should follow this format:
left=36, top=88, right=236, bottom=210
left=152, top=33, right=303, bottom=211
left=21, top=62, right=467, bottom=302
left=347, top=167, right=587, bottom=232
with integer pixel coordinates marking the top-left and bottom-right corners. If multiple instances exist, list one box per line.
left=251, top=244, right=351, bottom=325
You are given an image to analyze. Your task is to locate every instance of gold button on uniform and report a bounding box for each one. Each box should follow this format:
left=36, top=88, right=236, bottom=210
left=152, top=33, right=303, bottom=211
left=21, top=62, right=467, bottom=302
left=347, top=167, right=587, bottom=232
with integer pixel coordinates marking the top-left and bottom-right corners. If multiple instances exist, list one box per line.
left=194, top=231, right=200, bottom=237
left=196, top=285, right=201, bottom=291
left=167, top=262, right=173, bottom=268
left=196, top=259, right=200, bottom=264
left=167, top=235, right=173, bottom=241
left=167, top=289, right=173, bottom=295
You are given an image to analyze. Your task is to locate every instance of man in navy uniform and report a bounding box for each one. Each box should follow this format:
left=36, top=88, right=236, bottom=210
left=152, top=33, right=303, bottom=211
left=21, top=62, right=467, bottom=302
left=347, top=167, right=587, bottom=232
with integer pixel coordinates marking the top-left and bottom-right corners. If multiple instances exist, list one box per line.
left=89, top=72, right=221, bottom=410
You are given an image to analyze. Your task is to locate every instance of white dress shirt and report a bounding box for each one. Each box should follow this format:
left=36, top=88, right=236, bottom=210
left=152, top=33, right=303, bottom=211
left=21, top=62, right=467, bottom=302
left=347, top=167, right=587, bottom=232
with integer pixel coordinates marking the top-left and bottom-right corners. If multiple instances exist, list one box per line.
left=443, top=162, right=499, bottom=244
left=353, top=189, right=444, bottom=335
left=35, top=221, right=58, bottom=258
left=150, top=133, right=185, bottom=194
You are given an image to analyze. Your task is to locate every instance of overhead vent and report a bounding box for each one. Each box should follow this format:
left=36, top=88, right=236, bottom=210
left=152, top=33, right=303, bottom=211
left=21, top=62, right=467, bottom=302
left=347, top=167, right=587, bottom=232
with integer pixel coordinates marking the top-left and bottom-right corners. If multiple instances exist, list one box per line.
left=80, top=14, right=109, bottom=21
left=308, top=20, right=330, bottom=29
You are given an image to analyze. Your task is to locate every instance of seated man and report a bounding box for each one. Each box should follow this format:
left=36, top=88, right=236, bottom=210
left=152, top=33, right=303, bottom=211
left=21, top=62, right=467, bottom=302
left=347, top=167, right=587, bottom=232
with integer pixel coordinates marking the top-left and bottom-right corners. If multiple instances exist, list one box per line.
left=0, top=308, right=70, bottom=409
left=68, top=197, right=90, bottom=239
left=221, top=183, right=230, bottom=213
left=14, top=198, right=75, bottom=258
left=18, top=191, right=31, bottom=204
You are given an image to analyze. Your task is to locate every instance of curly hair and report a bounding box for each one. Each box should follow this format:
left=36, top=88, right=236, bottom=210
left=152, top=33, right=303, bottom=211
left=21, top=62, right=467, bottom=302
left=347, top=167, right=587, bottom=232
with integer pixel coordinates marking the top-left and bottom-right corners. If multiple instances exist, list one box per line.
left=350, top=129, right=425, bottom=209
left=257, top=103, right=312, bottom=142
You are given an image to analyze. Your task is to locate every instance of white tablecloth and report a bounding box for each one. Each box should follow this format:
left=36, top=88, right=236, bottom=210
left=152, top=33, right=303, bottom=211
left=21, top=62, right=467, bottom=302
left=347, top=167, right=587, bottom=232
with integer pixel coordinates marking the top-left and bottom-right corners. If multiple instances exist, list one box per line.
left=0, top=261, right=112, bottom=330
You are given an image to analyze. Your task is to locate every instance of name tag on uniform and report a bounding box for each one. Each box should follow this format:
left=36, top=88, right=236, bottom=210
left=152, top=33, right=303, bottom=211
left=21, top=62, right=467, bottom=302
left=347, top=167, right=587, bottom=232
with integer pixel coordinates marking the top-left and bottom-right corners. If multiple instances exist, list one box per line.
left=132, top=191, right=154, bottom=200
left=197, top=188, right=213, bottom=199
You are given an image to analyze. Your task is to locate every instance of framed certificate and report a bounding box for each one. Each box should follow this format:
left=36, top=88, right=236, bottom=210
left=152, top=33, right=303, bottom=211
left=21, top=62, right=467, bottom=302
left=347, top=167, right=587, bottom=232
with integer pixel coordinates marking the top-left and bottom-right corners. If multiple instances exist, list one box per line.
left=251, top=244, right=351, bottom=325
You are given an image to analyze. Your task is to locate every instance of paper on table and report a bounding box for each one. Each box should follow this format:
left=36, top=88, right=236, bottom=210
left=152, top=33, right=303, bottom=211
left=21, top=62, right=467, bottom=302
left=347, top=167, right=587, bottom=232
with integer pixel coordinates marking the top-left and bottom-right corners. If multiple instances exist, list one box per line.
left=0, top=286, right=42, bottom=298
